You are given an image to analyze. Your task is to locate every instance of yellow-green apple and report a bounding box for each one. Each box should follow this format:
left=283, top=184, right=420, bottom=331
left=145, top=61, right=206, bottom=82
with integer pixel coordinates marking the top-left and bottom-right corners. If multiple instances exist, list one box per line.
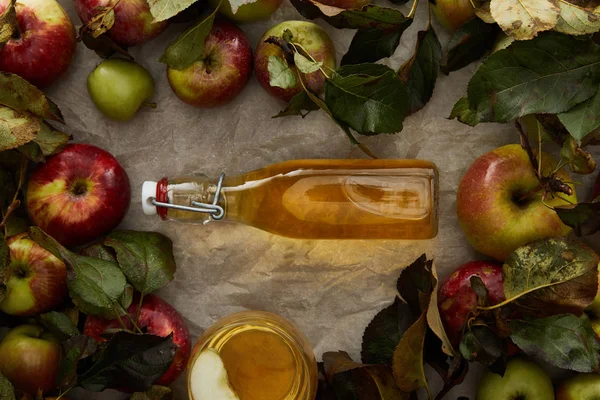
left=168, top=20, right=252, bottom=108
left=209, top=0, right=282, bottom=22
left=315, top=0, right=371, bottom=8
left=0, top=233, right=67, bottom=316
left=88, top=58, right=155, bottom=121
left=26, top=143, right=131, bottom=247
left=457, top=144, right=576, bottom=261
left=432, top=0, right=476, bottom=31
left=438, top=261, right=504, bottom=346
left=255, top=20, right=336, bottom=102
left=556, top=374, right=600, bottom=400
left=0, top=0, right=76, bottom=88
left=74, top=0, right=168, bottom=47
left=477, top=358, right=555, bottom=400
left=0, top=325, right=61, bottom=394
left=84, top=293, right=191, bottom=386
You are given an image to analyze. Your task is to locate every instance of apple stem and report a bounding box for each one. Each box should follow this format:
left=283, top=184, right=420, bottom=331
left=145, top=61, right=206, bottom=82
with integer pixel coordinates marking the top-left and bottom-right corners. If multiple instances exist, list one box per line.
left=142, top=101, right=157, bottom=109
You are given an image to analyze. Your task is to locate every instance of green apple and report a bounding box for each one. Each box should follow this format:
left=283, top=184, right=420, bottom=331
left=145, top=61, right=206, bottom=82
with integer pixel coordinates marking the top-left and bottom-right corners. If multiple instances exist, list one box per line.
left=209, top=0, right=282, bottom=22
left=0, top=325, right=62, bottom=395
left=477, top=358, right=555, bottom=400
left=87, top=58, right=155, bottom=122
left=457, top=144, right=576, bottom=261
left=0, top=233, right=67, bottom=316
left=556, top=374, right=600, bottom=400
left=255, top=20, right=337, bottom=102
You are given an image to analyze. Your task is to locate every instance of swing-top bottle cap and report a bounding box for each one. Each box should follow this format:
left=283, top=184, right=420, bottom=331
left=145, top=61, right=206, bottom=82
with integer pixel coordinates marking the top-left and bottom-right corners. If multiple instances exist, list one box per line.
left=142, top=181, right=158, bottom=216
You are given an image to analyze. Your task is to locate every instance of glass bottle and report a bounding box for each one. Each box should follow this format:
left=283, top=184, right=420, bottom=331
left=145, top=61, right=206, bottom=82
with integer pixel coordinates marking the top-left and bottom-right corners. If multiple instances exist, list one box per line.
left=142, top=159, right=439, bottom=240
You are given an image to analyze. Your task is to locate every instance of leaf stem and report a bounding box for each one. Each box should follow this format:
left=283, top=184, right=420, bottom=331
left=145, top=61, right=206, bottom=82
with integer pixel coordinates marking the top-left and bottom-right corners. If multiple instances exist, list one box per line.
left=408, top=0, right=419, bottom=19
left=0, top=155, right=27, bottom=233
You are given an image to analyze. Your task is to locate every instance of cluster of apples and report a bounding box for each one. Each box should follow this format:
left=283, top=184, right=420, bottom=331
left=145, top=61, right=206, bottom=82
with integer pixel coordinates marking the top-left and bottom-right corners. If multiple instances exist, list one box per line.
left=0, top=143, right=191, bottom=396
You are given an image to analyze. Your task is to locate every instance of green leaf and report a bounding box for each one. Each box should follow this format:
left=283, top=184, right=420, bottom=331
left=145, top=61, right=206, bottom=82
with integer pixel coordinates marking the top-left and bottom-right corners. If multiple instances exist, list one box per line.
left=449, top=97, right=480, bottom=126
left=324, top=63, right=408, bottom=135
left=29, top=227, right=128, bottom=318
left=509, top=314, right=600, bottom=372
left=39, top=311, right=80, bottom=340
left=392, top=311, right=429, bottom=394
left=159, top=9, right=217, bottom=70
left=0, top=105, right=41, bottom=151
left=560, top=135, right=596, bottom=174
left=558, top=88, right=600, bottom=143
left=399, top=27, right=442, bottom=115
left=0, top=0, right=17, bottom=49
left=459, top=325, right=503, bottom=365
left=452, top=32, right=600, bottom=126
left=323, top=351, right=407, bottom=400
left=104, top=230, right=176, bottom=296
left=441, top=17, right=500, bottom=74
left=0, top=373, right=15, bottom=400
left=16, top=140, right=44, bottom=162
left=147, top=0, right=201, bottom=22
left=227, top=0, right=259, bottom=14
left=555, top=1, right=600, bottom=36
left=0, top=72, right=64, bottom=123
left=80, top=243, right=117, bottom=262
left=501, top=237, right=600, bottom=315
left=81, top=32, right=133, bottom=60
left=268, top=56, right=297, bottom=89
left=396, top=254, right=434, bottom=317
left=3, top=214, right=27, bottom=237
left=361, top=297, right=413, bottom=365
left=294, top=52, right=323, bottom=74
left=555, top=201, right=600, bottom=236
left=273, top=91, right=319, bottom=119
left=130, top=386, right=173, bottom=400
left=78, top=331, right=177, bottom=392
left=33, top=122, right=70, bottom=156
left=58, top=334, right=98, bottom=391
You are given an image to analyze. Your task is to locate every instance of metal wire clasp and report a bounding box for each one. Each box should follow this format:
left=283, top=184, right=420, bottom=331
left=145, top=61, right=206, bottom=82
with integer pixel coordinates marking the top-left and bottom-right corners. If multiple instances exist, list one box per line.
left=151, top=173, right=226, bottom=220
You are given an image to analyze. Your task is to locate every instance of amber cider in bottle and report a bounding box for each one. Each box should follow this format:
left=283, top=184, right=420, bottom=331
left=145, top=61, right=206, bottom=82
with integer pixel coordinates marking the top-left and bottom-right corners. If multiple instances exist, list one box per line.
left=142, top=159, right=438, bottom=239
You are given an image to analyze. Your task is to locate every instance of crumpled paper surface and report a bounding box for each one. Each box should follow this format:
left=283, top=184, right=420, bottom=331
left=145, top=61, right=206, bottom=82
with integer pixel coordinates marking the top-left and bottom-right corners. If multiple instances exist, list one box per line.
left=49, top=0, right=600, bottom=399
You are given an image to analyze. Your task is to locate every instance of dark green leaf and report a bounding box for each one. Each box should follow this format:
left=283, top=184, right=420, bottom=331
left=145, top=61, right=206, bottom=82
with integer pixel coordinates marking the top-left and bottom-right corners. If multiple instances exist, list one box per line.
left=39, top=311, right=80, bottom=340
left=273, top=91, right=319, bottom=118
left=459, top=325, right=503, bottom=365
left=34, top=122, right=70, bottom=156
left=509, top=314, right=600, bottom=372
left=392, top=311, right=430, bottom=394
left=78, top=332, right=177, bottom=392
left=0, top=373, right=15, bottom=400
left=449, top=97, right=480, bottom=126
left=558, top=88, right=600, bottom=143
left=501, top=237, right=599, bottom=316
left=0, top=72, right=63, bottom=123
left=58, top=334, right=98, bottom=390
left=16, top=140, right=44, bottom=162
left=451, top=32, right=600, bottom=125
left=81, top=32, right=133, bottom=60
left=361, top=296, right=413, bottom=365
left=324, top=63, right=408, bottom=135
left=3, top=213, right=27, bottom=237
left=130, top=386, right=173, bottom=400
left=396, top=254, right=434, bottom=317
left=29, top=227, right=128, bottom=318
left=80, top=243, right=117, bottom=262
left=399, top=27, right=442, bottom=115
left=0, top=167, right=15, bottom=207
left=555, top=201, right=600, bottom=236
left=470, top=276, right=489, bottom=307
left=160, top=9, right=216, bottom=70
left=104, top=230, right=176, bottom=295
left=441, top=18, right=500, bottom=74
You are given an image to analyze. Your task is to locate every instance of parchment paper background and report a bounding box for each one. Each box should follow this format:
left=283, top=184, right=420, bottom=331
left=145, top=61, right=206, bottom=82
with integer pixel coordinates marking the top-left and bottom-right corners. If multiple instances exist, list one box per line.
left=47, top=0, right=600, bottom=398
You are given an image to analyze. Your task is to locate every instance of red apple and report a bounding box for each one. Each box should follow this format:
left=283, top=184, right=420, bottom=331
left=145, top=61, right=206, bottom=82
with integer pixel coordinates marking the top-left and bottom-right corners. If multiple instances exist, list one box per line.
left=432, top=0, right=476, bottom=31
left=316, top=0, right=371, bottom=9
left=255, top=20, right=337, bottom=102
left=74, top=0, right=168, bottom=47
left=438, top=261, right=504, bottom=346
left=0, top=0, right=76, bottom=88
left=209, top=0, right=282, bottom=22
left=0, top=233, right=67, bottom=316
left=0, top=325, right=61, bottom=394
left=26, top=143, right=131, bottom=247
left=167, top=20, right=252, bottom=108
left=84, top=293, right=191, bottom=386
left=457, top=144, right=576, bottom=261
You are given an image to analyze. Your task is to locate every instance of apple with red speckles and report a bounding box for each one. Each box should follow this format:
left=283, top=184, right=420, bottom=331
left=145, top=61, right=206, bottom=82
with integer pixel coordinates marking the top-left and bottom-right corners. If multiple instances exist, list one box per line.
left=0, top=0, right=76, bottom=88
left=167, top=20, right=253, bottom=108
left=84, top=293, right=191, bottom=386
left=74, top=0, right=168, bottom=47
left=457, top=144, right=576, bottom=261
left=438, top=260, right=505, bottom=346
left=26, top=143, right=131, bottom=247
left=0, top=233, right=67, bottom=316
left=255, top=20, right=336, bottom=102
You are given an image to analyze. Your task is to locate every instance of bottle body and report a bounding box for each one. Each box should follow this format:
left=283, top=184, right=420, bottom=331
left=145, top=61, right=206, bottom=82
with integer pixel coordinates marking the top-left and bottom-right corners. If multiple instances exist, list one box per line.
left=147, top=159, right=439, bottom=240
